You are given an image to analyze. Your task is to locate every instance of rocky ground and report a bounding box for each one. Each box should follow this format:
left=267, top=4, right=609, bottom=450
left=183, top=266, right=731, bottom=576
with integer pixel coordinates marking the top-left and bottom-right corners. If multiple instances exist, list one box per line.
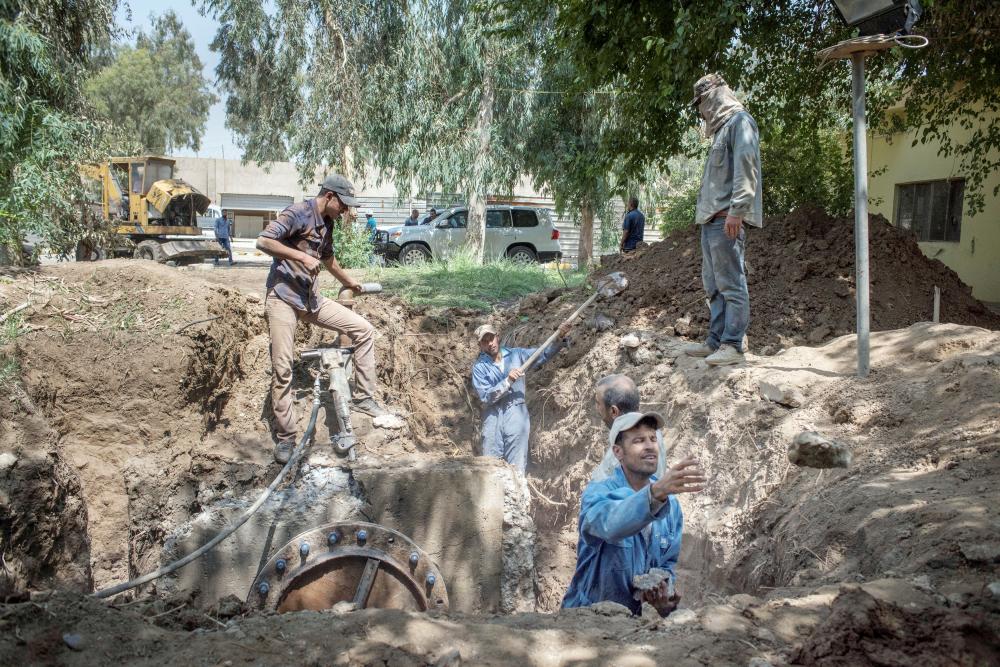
left=1, top=225, right=999, bottom=666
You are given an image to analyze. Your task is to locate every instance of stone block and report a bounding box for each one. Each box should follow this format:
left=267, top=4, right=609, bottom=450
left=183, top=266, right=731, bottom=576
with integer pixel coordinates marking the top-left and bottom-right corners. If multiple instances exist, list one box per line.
left=788, top=431, right=852, bottom=469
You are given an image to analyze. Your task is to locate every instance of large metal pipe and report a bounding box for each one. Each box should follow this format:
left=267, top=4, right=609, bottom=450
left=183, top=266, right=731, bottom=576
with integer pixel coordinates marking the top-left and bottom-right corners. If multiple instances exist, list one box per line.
left=851, top=52, right=871, bottom=378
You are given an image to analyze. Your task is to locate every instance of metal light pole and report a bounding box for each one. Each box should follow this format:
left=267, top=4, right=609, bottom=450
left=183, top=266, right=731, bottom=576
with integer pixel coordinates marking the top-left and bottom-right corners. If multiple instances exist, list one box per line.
left=851, top=53, right=871, bottom=377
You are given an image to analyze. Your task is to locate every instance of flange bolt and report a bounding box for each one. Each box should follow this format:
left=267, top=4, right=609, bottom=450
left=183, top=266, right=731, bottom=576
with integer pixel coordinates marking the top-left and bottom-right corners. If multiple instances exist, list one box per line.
left=275, top=558, right=287, bottom=573
left=425, top=573, right=436, bottom=587
left=300, top=542, right=310, bottom=558
left=258, top=582, right=270, bottom=596
left=409, top=552, right=419, bottom=566
left=356, top=529, right=368, bottom=544
left=328, top=531, right=340, bottom=546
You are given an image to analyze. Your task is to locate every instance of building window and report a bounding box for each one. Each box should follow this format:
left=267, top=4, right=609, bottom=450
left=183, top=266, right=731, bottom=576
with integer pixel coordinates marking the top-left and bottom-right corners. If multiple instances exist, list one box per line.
left=894, top=179, right=964, bottom=243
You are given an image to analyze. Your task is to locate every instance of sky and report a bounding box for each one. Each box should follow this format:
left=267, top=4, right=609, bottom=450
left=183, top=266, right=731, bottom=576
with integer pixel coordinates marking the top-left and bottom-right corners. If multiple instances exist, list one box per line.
left=116, top=0, right=241, bottom=160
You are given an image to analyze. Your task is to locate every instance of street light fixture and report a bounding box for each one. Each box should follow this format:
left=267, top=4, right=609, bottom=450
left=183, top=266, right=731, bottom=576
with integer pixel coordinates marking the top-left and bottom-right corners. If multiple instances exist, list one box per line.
left=831, top=0, right=922, bottom=36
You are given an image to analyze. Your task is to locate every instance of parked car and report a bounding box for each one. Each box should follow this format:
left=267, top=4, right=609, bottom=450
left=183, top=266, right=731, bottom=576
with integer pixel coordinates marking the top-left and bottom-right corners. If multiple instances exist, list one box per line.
left=374, top=205, right=562, bottom=265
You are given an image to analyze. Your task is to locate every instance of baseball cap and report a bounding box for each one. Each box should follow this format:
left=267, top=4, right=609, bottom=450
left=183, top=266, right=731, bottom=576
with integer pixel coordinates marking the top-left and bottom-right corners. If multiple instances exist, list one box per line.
left=609, top=411, right=665, bottom=447
left=691, top=73, right=727, bottom=106
left=474, top=324, right=498, bottom=340
left=318, top=173, right=360, bottom=207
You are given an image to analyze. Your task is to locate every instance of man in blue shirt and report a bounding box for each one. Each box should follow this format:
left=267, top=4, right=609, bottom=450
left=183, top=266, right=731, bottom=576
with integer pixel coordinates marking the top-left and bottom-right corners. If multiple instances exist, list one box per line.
left=471, top=321, right=573, bottom=472
left=213, top=213, right=234, bottom=265
left=620, top=196, right=645, bottom=253
left=562, top=412, right=705, bottom=616
left=404, top=208, right=421, bottom=226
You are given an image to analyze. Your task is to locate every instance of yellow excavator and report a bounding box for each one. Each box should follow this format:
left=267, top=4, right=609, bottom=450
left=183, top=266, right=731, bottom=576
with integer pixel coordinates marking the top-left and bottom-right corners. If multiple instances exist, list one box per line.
left=78, top=155, right=228, bottom=264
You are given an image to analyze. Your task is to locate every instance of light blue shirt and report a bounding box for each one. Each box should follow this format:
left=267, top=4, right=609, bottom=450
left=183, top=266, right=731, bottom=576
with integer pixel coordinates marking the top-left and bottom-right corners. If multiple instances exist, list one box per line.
left=471, top=344, right=562, bottom=408
left=213, top=216, right=230, bottom=239
left=562, top=467, right=683, bottom=614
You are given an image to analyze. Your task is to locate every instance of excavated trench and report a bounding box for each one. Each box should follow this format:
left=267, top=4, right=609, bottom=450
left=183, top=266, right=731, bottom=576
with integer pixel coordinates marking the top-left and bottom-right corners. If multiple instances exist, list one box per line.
left=3, top=260, right=1000, bottom=665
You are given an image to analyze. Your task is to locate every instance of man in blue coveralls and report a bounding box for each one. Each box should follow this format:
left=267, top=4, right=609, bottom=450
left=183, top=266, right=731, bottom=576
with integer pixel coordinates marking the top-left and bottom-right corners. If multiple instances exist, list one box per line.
left=471, top=321, right=573, bottom=472
left=563, top=411, right=705, bottom=616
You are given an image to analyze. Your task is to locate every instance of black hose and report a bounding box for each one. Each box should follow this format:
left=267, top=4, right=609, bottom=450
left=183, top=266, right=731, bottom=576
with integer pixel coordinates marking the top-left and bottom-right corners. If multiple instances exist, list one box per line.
left=93, top=380, right=323, bottom=600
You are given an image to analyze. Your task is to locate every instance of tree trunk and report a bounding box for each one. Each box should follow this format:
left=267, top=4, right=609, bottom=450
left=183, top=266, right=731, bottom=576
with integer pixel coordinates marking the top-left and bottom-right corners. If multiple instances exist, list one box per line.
left=578, top=199, right=595, bottom=271
left=465, top=71, right=494, bottom=264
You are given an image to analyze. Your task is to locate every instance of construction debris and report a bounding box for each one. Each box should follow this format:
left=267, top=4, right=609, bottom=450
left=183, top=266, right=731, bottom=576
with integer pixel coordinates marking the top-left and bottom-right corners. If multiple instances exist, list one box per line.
left=788, top=431, right=852, bottom=468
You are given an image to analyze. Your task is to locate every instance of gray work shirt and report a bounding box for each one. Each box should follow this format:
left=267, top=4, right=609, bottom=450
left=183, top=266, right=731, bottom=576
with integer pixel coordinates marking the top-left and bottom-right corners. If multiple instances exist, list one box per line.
left=695, top=111, right=763, bottom=227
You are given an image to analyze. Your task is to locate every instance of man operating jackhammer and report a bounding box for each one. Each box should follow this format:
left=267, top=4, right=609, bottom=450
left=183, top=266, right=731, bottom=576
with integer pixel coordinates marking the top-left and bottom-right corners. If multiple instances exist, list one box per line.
left=257, top=174, right=389, bottom=464
left=562, top=412, right=705, bottom=616
left=683, top=73, right=762, bottom=366
left=471, top=321, right=574, bottom=472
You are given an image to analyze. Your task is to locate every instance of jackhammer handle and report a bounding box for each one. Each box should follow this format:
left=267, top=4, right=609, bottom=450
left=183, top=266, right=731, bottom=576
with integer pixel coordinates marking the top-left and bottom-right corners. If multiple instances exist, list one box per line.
left=516, top=290, right=599, bottom=373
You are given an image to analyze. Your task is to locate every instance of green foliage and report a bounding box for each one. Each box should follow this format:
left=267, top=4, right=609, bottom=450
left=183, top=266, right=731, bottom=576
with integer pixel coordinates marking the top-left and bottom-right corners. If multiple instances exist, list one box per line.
left=361, top=249, right=586, bottom=311
left=658, top=182, right=699, bottom=236
left=0, top=312, right=23, bottom=386
left=331, top=221, right=375, bottom=269
left=84, top=10, right=217, bottom=154
left=0, top=0, right=120, bottom=264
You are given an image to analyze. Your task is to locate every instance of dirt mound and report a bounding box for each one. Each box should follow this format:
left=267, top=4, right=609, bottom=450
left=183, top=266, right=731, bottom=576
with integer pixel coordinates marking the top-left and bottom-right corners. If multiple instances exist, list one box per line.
left=791, top=587, right=1000, bottom=666
left=597, top=209, right=1000, bottom=350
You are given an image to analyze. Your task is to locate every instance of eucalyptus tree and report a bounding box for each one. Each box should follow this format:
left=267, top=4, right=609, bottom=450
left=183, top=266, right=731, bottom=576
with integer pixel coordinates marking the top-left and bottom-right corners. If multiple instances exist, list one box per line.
left=203, top=0, right=539, bottom=262
left=85, top=11, right=217, bottom=154
left=0, top=0, right=121, bottom=263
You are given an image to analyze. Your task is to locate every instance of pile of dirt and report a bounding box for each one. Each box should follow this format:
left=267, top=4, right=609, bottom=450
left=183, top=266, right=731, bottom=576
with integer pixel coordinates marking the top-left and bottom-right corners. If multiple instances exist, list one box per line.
left=598, top=209, right=1000, bottom=350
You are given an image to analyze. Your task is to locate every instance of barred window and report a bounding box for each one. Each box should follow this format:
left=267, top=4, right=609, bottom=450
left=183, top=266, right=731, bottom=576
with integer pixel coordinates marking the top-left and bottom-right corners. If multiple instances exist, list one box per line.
left=894, top=179, right=964, bottom=243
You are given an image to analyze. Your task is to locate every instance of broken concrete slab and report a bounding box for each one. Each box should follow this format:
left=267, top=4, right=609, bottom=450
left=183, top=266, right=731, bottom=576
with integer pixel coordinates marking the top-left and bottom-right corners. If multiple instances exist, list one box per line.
left=632, top=568, right=674, bottom=601
left=788, top=431, right=852, bottom=469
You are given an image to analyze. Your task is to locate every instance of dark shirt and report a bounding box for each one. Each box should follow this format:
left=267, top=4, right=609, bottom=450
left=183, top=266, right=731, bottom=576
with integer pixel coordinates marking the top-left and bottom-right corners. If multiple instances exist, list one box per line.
left=259, top=199, right=334, bottom=312
left=622, top=209, right=645, bottom=250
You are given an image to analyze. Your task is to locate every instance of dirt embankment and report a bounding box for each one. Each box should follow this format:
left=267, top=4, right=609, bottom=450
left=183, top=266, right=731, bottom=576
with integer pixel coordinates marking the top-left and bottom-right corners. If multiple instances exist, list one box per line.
left=598, top=209, right=1000, bottom=351
left=1, top=236, right=999, bottom=666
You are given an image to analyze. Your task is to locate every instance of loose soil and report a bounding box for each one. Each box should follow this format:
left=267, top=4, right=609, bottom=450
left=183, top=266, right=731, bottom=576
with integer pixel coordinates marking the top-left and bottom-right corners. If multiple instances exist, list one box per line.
left=1, top=213, right=999, bottom=666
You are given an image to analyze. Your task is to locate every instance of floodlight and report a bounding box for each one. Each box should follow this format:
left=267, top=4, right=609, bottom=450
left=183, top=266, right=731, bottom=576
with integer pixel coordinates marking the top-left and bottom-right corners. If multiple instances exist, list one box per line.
left=832, top=0, right=922, bottom=36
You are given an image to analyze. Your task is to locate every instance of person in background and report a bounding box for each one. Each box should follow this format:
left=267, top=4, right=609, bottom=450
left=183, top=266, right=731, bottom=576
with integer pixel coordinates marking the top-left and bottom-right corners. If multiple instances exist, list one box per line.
left=213, top=211, right=234, bottom=265
left=404, top=208, right=421, bottom=226
left=364, top=210, right=378, bottom=242
left=421, top=207, right=439, bottom=225
left=619, top=196, right=645, bottom=254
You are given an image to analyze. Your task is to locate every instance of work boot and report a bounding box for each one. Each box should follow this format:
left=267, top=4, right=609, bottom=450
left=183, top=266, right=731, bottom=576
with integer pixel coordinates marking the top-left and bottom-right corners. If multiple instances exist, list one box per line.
left=273, top=440, right=294, bottom=464
left=682, top=342, right=716, bottom=357
left=351, top=397, right=388, bottom=418
left=705, top=344, right=744, bottom=366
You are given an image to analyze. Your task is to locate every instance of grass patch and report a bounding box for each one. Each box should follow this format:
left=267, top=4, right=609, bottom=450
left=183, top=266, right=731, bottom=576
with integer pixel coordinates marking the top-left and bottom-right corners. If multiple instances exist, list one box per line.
left=337, top=251, right=587, bottom=310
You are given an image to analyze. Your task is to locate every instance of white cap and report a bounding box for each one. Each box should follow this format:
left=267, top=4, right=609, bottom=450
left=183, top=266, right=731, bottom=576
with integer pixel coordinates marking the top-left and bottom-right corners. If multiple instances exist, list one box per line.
left=474, top=324, right=498, bottom=340
left=609, top=411, right=665, bottom=447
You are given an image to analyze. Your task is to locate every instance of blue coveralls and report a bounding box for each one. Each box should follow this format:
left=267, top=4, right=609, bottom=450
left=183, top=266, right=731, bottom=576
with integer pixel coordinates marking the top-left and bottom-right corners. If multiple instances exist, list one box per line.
left=562, top=467, right=684, bottom=614
left=471, top=344, right=562, bottom=472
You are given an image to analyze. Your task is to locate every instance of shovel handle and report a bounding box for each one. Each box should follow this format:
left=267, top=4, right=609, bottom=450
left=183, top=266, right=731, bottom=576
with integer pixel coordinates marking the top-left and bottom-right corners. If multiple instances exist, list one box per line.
left=517, top=290, right=599, bottom=373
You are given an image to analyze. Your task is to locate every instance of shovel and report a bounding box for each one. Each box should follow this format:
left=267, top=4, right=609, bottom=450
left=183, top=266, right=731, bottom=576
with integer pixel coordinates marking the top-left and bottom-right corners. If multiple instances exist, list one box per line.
left=516, top=271, right=629, bottom=373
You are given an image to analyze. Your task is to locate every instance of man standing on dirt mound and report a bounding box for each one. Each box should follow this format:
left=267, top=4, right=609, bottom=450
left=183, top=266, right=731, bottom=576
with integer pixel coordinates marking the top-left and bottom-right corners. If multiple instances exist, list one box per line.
left=471, top=321, right=573, bottom=472
left=562, top=412, right=705, bottom=616
left=257, top=174, right=389, bottom=464
left=683, top=73, right=762, bottom=366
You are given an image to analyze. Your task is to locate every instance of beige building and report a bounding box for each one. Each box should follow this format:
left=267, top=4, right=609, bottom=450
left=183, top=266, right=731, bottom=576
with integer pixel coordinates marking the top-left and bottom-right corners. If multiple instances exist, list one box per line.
left=869, top=110, right=1000, bottom=303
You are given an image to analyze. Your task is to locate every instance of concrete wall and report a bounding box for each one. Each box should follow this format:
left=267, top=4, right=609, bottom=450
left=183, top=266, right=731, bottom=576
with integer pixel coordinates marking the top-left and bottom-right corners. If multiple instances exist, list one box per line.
left=869, top=111, right=1000, bottom=303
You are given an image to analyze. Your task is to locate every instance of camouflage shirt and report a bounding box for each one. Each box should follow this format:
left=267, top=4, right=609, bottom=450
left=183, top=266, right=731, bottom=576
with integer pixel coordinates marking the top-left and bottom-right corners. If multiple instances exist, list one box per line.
left=260, top=198, right=334, bottom=311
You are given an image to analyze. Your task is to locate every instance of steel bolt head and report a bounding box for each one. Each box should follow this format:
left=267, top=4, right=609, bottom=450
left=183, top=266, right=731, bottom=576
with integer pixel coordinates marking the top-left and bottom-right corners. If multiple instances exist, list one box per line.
left=327, top=531, right=340, bottom=545
left=425, top=573, right=436, bottom=587
left=409, top=552, right=419, bottom=566
left=258, top=581, right=270, bottom=596
left=299, top=542, right=310, bottom=557
left=356, top=529, right=368, bottom=543
left=275, top=558, right=287, bottom=573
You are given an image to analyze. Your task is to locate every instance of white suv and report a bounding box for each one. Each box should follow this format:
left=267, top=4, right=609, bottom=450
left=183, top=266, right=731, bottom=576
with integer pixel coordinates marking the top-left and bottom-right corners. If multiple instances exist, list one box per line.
left=375, top=205, right=563, bottom=265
